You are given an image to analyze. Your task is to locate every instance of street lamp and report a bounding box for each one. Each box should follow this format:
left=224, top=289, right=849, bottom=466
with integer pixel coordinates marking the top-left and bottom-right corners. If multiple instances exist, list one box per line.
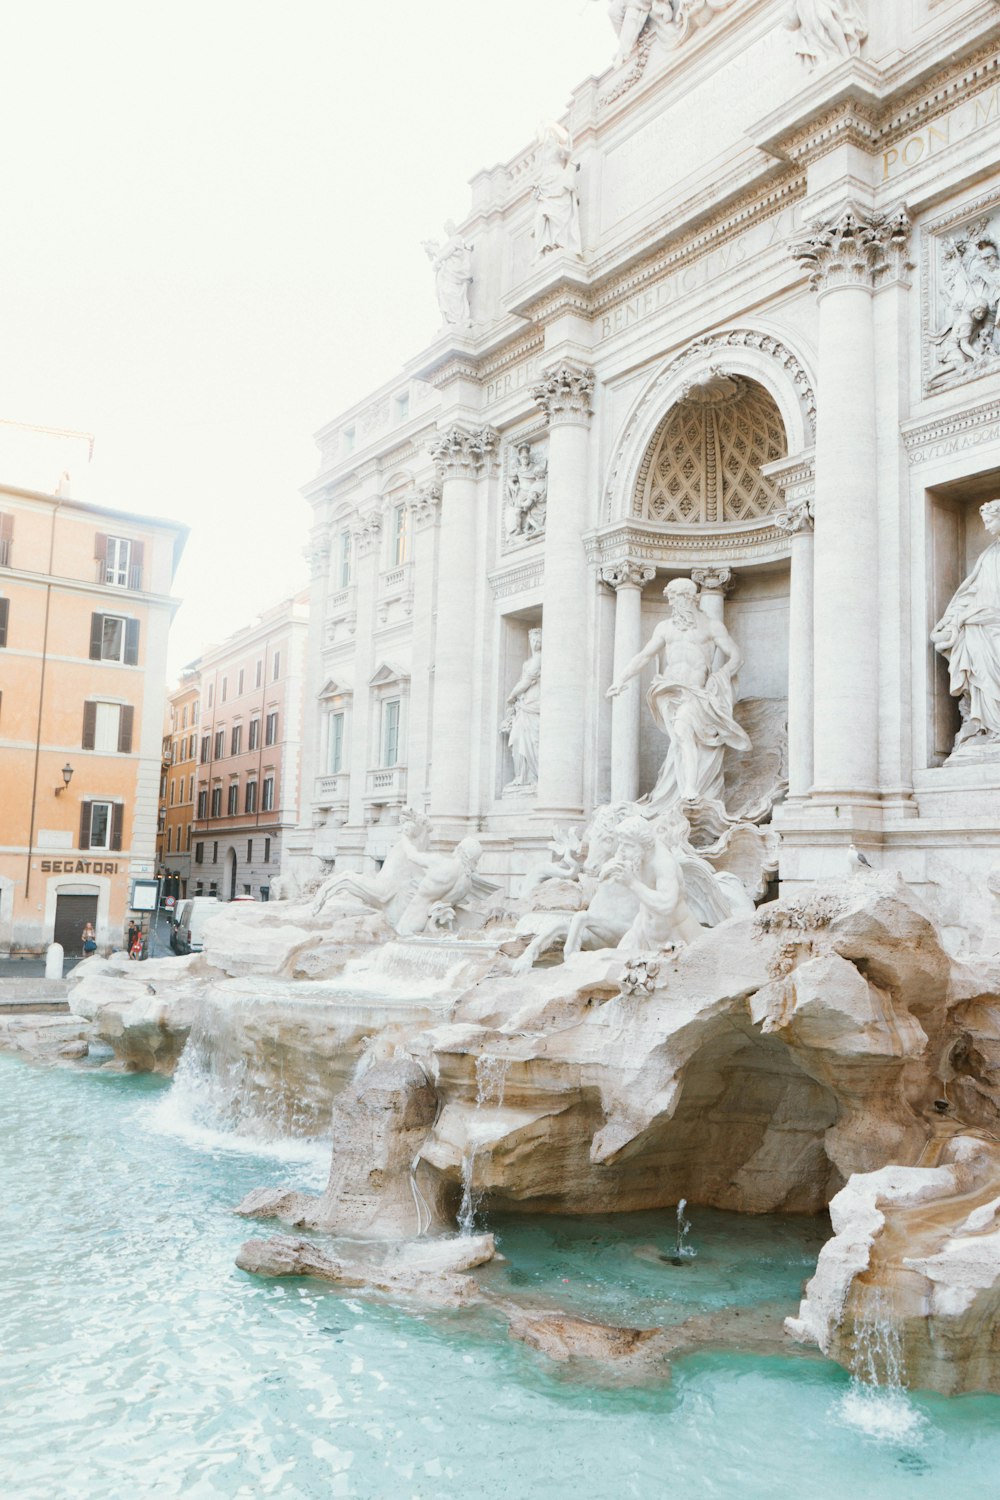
left=54, top=763, right=74, bottom=796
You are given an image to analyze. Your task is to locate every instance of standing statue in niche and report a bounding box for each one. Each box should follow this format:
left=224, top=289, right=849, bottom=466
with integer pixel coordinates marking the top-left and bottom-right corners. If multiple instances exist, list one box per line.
left=501, top=629, right=542, bottom=789
left=932, top=500, right=1000, bottom=759
left=532, top=124, right=581, bottom=260
left=784, top=0, right=867, bottom=68
left=422, top=221, right=473, bottom=329
left=505, top=443, right=548, bottom=540
left=607, top=576, right=750, bottom=811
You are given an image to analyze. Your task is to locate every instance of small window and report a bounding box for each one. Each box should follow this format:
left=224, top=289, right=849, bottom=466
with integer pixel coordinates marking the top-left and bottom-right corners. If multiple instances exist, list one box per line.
left=186, top=824, right=192, bottom=851
left=329, top=710, right=345, bottom=774
left=382, top=698, right=400, bottom=768
left=0, top=597, right=8, bottom=648
left=82, top=701, right=134, bottom=754
left=182, top=707, right=188, bottom=728
left=0, top=512, right=13, bottom=568
left=208, top=684, right=214, bottom=708
left=272, top=652, right=281, bottom=682
left=247, top=839, right=253, bottom=862
left=248, top=717, right=260, bottom=751
left=197, top=788, right=208, bottom=819
left=255, top=659, right=263, bottom=689
left=195, top=841, right=204, bottom=865
left=245, top=780, right=258, bottom=814
left=200, top=734, right=210, bottom=764
left=166, top=825, right=173, bottom=853
left=188, top=774, right=195, bottom=801
left=212, top=842, right=218, bottom=863
left=339, top=529, right=352, bottom=589
left=231, top=724, right=242, bottom=756
left=210, top=786, right=222, bottom=818
left=89, top=613, right=139, bottom=665
left=264, top=837, right=271, bottom=863
left=265, top=710, right=278, bottom=746
left=227, top=783, right=239, bottom=815
left=97, top=534, right=142, bottom=589
left=169, top=780, right=176, bottom=806
left=214, top=728, right=224, bottom=759
left=79, top=799, right=122, bottom=852
left=262, top=776, right=274, bottom=812
left=192, top=702, right=200, bottom=725
left=238, top=668, right=245, bottom=695
left=392, top=504, right=409, bottom=567
left=221, top=677, right=228, bottom=703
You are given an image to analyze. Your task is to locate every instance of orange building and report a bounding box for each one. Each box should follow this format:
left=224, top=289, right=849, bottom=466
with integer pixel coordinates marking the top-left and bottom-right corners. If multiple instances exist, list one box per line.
left=0, top=482, right=186, bottom=954
left=156, top=668, right=201, bottom=902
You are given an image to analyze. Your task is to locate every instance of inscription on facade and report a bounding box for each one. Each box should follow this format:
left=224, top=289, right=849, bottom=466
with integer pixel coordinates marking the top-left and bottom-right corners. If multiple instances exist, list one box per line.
left=484, top=355, right=543, bottom=407
left=883, top=85, right=999, bottom=181
left=40, top=860, right=120, bottom=874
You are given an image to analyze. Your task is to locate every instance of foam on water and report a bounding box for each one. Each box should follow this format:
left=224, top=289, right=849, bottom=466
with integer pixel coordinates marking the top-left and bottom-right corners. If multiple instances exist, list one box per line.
left=833, top=1385, right=928, bottom=1445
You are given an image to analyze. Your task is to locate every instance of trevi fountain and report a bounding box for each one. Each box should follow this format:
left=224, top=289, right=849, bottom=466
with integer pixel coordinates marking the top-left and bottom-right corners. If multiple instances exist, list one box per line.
left=8, top=0, right=1000, bottom=1495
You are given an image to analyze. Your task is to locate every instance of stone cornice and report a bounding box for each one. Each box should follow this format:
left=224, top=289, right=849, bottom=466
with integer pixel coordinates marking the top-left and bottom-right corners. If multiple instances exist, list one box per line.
left=488, top=558, right=544, bottom=600
left=762, top=449, right=816, bottom=507
left=584, top=519, right=790, bottom=569
left=792, top=203, right=911, bottom=294
left=429, top=425, right=500, bottom=478
left=532, top=362, right=596, bottom=426
left=902, top=397, right=1000, bottom=466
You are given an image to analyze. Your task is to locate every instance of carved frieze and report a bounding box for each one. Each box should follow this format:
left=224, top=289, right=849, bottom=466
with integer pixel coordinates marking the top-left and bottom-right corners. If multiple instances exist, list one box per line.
left=488, top=559, right=545, bottom=600
left=532, top=362, right=595, bottom=425
left=792, top=204, right=911, bottom=294
left=405, top=481, right=443, bottom=529
left=784, top=0, right=866, bottom=70
left=502, top=435, right=548, bottom=552
left=429, top=426, right=500, bottom=479
left=923, top=196, right=1000, bottom=397
left=352, top=513, right=383, bottom=558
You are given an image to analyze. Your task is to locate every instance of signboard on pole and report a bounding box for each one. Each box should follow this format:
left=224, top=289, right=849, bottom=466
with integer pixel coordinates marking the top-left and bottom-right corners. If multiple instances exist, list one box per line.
left=130, top=878, right=161, bottom=913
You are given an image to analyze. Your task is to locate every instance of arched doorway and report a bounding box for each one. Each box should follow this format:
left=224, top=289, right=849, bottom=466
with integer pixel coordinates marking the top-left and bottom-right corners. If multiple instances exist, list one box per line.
left=226, top=848, right=237, bottom=902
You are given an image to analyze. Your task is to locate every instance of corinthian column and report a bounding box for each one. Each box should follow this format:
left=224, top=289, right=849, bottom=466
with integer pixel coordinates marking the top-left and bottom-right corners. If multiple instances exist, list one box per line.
left=600, top=561, right=656, bottom=802
left=532, top=361, right=596, bottom=818
left=775, top=499, right=815, bottom=798
left=427, top=426, right=498, bottom=828
left=792, top=204, right=909, bottom=806
left=691, top=567, right=734, bottom=623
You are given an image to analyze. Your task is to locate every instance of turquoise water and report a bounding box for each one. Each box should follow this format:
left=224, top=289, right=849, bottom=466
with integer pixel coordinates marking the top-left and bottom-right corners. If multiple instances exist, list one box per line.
left=2, top=1054, right=1000, bottom=1499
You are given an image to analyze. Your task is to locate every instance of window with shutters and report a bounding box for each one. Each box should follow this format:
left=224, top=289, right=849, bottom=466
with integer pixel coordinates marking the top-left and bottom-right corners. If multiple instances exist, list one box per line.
left=195, top=842, right=204, bottom=865
left=255, top=659, right=263, bottom=689
left=248, top=717, right=260, bottom=751
left=214, top=728, right=224, bottom=759
left=382, top=698, right=401, bottom=768
left=82, top=701, right=134, bottom=753
left=264, top=837, right=271, bottom=863
left=186, top=824, right=192, bottom=850
left=245, top=780, right=258, bottom=813
left=89, top=613, right=139, bottom=665
left=0, top=597, right=8, bottom=648
left=0, top=512, right=12, bottom=567
left=182, top=707, right=188, bottom=728
left=262, top=776, right=274, bottom=812
left=227, top=783, right=239, bottom=815
left=192, top=702, right=199, bottom=725
left=197, top=789, right=208, bottom=819
left=167, top=826, right=173, bottom=853
left=265, top=710, right=278, bottom=746
left=200, top=734, right=210, bottom=764
left=78, top=800, right=123, bottom=851
left=210, top=787, right=222, bottom=818
left=221, top=677, right=228, bottom=703
left=231, top=724, right=242, bottom=756
left=169, top=779, right=176, bottom=807
left=208, top=684, right=214, bottom=708
left=247, top=839, right=253, bottom=862
left=238, top=669, right=245, bottom=695
left=95, top=533, right=144, bottom=589
left=188, top=774, right=195, bottom=802
left=272, top=652, right=281, bottom=682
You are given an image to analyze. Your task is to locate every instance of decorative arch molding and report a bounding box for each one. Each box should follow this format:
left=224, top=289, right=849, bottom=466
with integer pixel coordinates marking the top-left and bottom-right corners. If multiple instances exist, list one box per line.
left=604, top=327, right=817, bottom=525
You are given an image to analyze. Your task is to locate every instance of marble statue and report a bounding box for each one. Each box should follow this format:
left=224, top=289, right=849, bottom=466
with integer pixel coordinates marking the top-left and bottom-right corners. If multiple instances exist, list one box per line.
left=932, top=500, right=1000, bottom=756
left=599, top=815, right=704, bottom=952
left=396, top=836, right=485, bottom=936
left=607, top=576, right=750, bottom=811
left=607, top=0, right=654, bottom=63
left=930, top=231, right=1000, bottom=387
left=423, top=221, right=473, bottom=329
left=501, top=629, right=542, bottom=789
left=505, top=444, right=548, bottom=540
left=312, top=809, right=432, bottom=921
left=784, top=0, right=866, bottom=67
left=532, top=124, right=581, bottom=259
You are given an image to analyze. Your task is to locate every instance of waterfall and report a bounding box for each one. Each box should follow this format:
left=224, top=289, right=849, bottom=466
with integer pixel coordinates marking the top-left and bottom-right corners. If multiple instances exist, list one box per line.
left=671, top=1198, right=697, bottom=1265
left=457, top=1054, right=511, bottom=1236
left=835, top=1288, right=926, bottom=1444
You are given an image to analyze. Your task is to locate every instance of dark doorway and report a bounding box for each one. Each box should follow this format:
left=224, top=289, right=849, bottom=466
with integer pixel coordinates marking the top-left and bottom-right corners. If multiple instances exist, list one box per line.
left=54, top=893, right=98, bottom=955
left=227, top=849, right=237, bottom=901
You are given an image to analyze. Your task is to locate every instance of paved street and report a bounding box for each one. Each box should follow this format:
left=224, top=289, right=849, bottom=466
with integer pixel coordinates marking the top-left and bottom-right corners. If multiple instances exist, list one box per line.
left=0, top=905, right=179, bottom=976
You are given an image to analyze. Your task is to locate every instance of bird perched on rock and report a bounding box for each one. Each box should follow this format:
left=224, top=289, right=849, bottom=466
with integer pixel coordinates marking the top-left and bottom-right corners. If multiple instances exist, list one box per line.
left=847, top=844, right=873, bottom=875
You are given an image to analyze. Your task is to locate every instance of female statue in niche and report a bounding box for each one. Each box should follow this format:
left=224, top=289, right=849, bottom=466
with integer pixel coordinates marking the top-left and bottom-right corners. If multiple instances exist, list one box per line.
left=932, top=499, right=1000, bottom=756
left=501, top=629, right=542, bottom=788
left=532, top=123, right=581, bottom=260
left=422, top=220, right=473, bottom=329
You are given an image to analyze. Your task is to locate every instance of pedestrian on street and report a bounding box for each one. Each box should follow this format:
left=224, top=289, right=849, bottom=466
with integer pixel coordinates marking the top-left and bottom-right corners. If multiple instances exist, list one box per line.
left=81, top=921, right=97, bottom=957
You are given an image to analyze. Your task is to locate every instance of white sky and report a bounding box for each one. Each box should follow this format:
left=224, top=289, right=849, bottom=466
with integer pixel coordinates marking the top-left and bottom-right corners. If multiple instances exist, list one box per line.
left=0, top=1, right=612, bottom=676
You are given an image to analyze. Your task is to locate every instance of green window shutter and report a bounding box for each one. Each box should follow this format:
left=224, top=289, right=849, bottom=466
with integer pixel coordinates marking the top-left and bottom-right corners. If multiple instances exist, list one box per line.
left=118, top=705, right=134, bottom=754
left=82, top=701, right=97, bottom=749
left=124, top=618, right=140, bottom=666
left=0, top=597, right=8, bottom=648
left=89, top=614, right=104, bottom=660
left=128, top=539, right=144, bottom=590
left=110, top=803, right=124, bottom=851
left=78, top=801, right=92, bottom=850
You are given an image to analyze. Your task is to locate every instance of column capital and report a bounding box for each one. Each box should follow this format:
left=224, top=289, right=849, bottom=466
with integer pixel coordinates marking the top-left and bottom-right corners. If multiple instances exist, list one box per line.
left=351, top=511, right=383, bottom=557
left=304, top=525, right=332, bottom=579
left=599, top=560, right=656, bottom=591
left=405, top=480, right=443, bottom=528
left=792, top=203, right=911, bottom=295
left=691, top=566, right=735, bottom=595
left=775, top=498, right=815, bottom=535
left=532, top=360, right=596, bottom=426
left=429, top=425, right=500, bottom=479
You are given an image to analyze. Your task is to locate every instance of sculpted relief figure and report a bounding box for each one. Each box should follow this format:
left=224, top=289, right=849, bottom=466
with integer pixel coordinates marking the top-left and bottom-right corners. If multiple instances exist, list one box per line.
left=607, top=577, right=750, bottom=812
left=932, top=500, right=1000, bottom=758
left=532, top=124, right=581, bottom=259
left=785, top=0, right=866, bottom=67
left=396, top=837, right=485, bottom=936
left=312, top=809, right=432, bottom=923
left=599, top=815, right=704, bottom=952
left=501, top=629, right=542, bottom=789
left=505, top=443, right=548, bottom=540
left=930, top=230, right=1000, bottom=388
left=607, top=0, right=654, bottom=63
left=422, top=221, right=473, bottom=329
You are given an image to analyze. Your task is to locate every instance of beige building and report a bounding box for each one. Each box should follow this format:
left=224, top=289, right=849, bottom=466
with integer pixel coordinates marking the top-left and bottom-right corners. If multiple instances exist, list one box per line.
left=155, top=667, right=201, bottom=903
left=0, top=481, right=186, bottom=953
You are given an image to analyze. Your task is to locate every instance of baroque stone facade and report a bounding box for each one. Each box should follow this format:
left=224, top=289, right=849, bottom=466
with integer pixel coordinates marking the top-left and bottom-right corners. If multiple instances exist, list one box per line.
left=289, top=0, right=1000, bottom=932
